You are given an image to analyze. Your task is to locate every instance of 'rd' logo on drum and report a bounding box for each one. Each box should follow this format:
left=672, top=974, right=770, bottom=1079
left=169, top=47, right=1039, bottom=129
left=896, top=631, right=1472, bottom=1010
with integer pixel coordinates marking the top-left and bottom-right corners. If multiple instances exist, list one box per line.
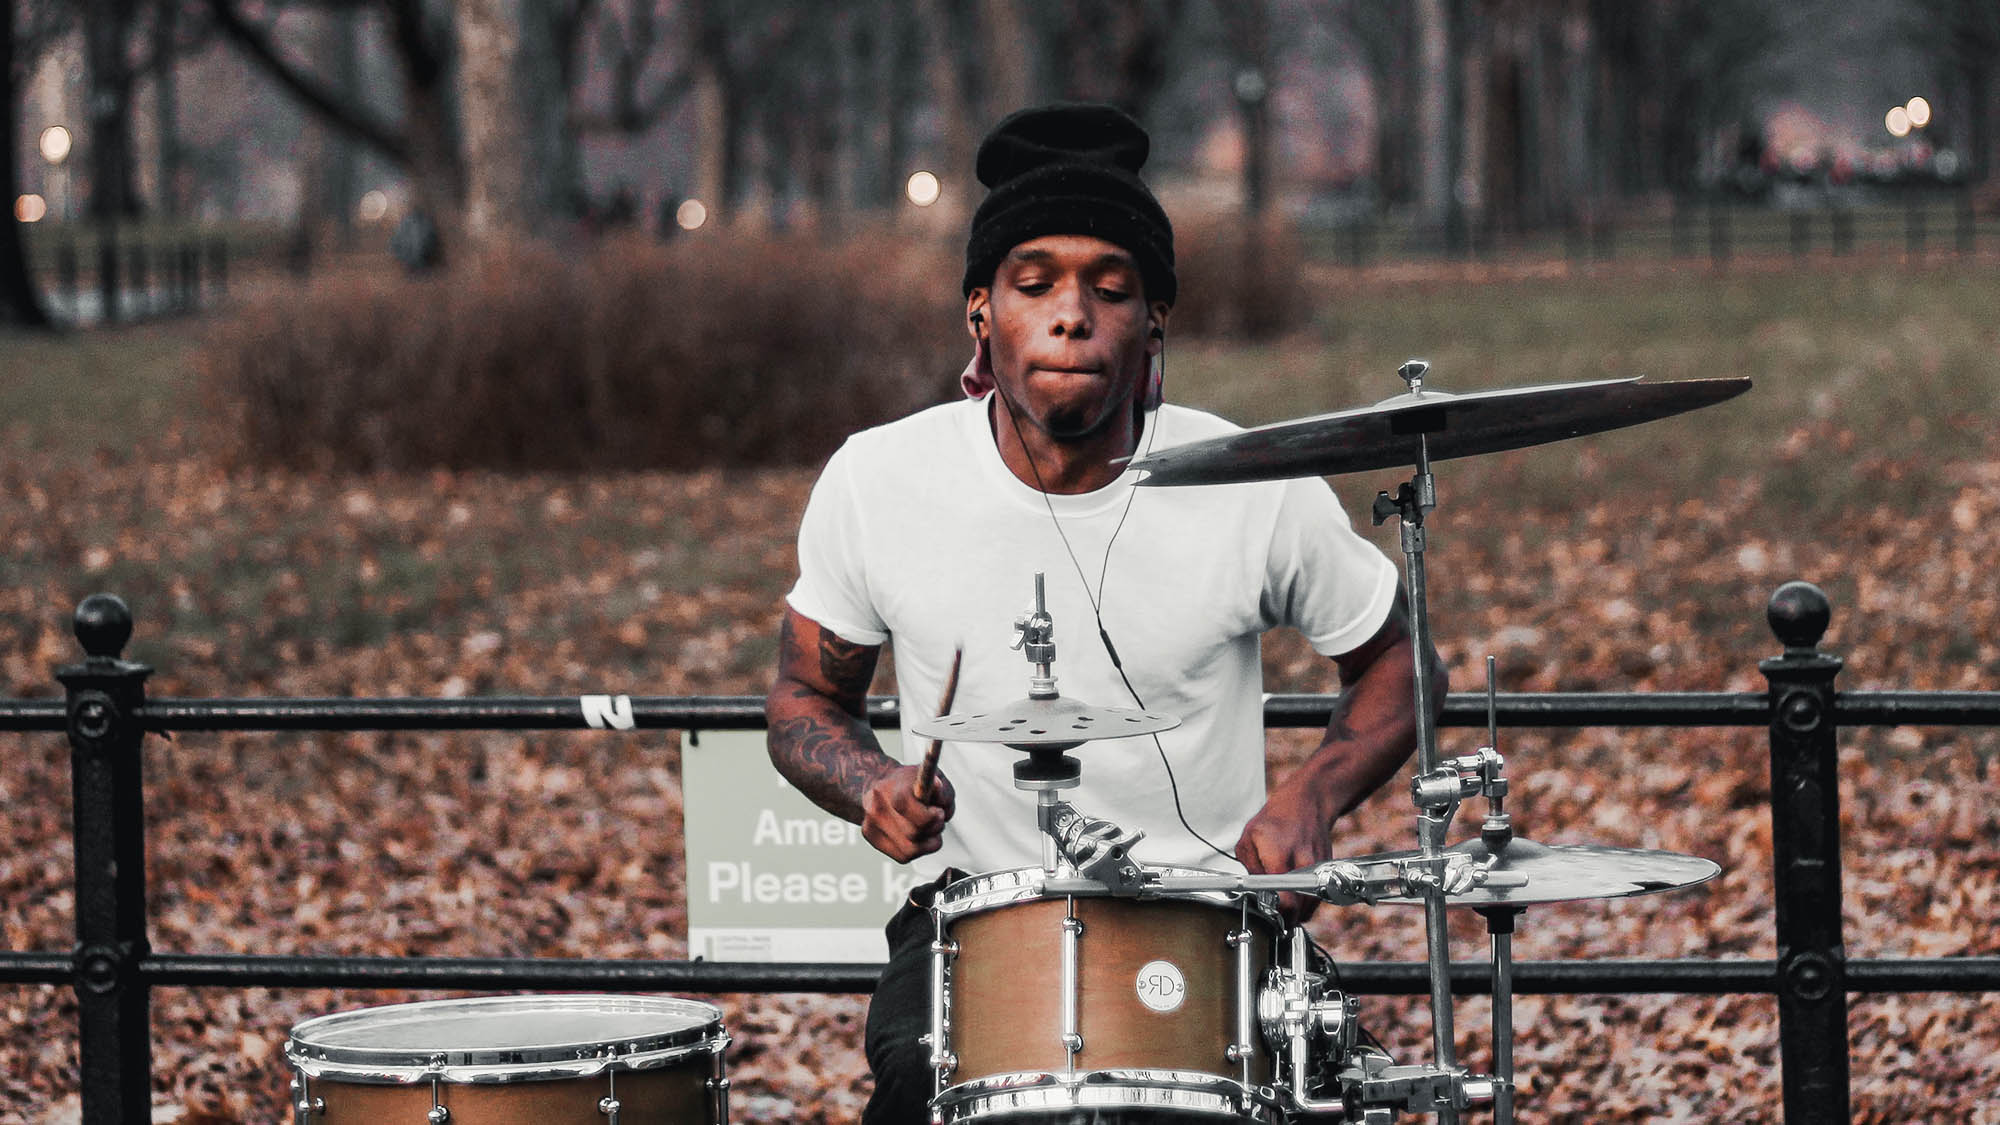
left=1135, top=960, right=1187, bottom=1012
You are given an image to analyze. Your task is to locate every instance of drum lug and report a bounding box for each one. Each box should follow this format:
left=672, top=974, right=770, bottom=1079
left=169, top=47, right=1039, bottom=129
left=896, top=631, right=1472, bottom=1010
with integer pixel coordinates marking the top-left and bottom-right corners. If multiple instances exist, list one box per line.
left=1227, top=924, right=1255, bottom=1084
left=708, top=1048, right=731, bottom=1124
left=929, top=925, right=959, bottom=1090
left=599, top=1068, right=621, bottom=1124
left=424, top=1072, right=452, bottom=1124
left=290, top=1074, right=324, bottom=1121
left=1060, top=910, right=1084, bottom=1070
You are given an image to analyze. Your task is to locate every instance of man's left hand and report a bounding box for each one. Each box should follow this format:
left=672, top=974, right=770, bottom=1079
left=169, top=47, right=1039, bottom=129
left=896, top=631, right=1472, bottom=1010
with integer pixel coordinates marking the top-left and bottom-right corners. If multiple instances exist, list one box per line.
left=1235, top=788, right=1337, bottom=925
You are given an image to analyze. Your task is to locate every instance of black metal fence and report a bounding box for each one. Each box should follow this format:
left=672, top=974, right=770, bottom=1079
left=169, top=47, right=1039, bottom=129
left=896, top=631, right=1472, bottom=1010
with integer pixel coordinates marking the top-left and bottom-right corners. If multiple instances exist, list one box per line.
left=1310, top=190, right=2000, bottom=269
left=5, top=582, right=2000, bottom=1124
left=27, top=230, right=231, bottom=326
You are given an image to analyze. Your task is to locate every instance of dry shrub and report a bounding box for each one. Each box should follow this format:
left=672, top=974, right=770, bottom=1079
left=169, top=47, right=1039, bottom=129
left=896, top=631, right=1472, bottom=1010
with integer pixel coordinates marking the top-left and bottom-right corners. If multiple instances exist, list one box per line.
left=1170, top=214, right=1310, bottom=339
left=202, top=232, right=964, bottom=472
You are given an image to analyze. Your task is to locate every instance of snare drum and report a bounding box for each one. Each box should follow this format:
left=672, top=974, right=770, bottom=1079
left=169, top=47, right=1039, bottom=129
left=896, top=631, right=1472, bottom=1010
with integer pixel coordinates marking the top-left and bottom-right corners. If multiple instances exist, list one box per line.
left=285, top=994, right=730, bottom=1124
left=927, top=866, right=1283, bottom=1122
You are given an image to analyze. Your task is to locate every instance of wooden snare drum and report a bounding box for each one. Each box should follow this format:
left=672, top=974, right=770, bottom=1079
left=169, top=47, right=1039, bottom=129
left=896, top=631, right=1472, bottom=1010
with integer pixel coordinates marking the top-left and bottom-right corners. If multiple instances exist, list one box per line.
left=285, top=994, right=729, bottom=1124
left=928, top=866, right=1283, bottom=1122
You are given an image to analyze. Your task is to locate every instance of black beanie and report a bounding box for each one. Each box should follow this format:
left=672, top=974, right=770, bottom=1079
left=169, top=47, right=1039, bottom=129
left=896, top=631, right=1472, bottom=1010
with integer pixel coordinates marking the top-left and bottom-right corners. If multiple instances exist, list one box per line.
left=962, top=103, right=1177, bottom=306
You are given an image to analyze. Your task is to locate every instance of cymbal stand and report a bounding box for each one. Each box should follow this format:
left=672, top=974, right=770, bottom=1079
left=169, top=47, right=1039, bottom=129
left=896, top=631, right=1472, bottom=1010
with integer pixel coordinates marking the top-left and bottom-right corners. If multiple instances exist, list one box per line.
left=1473, top=656, right=1517, bottom=1125
left=1008, top=573, right=1077, bottom=876
left=1369, top=360, right=1462, bottom=1124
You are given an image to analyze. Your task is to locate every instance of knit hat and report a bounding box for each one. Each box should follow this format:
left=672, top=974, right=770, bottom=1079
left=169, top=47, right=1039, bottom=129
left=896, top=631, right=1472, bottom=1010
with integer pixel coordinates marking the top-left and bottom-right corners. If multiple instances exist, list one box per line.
left=962, top=103, right=1177, bottom=306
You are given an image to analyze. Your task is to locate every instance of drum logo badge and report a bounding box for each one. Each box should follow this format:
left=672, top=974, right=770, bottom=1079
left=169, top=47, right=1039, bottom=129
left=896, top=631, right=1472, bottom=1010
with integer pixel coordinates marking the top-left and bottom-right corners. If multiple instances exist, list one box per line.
left=1135, top=960, right=1187, bottom=1013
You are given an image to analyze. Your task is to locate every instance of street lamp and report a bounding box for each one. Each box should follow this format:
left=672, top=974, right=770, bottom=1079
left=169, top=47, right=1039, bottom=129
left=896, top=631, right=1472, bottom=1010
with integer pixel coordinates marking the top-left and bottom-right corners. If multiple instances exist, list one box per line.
left=1906, top=97, right=1932, bottom=130
left=1886, top=106, right=1912, bottom=139
left=38, top=126, right=72, bottom=221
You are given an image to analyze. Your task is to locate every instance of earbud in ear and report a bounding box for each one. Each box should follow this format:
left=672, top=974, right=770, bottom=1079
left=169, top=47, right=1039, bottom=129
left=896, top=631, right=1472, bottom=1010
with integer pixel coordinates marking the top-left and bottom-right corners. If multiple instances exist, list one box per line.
left=1150, top=325, right=1164, bottom=340
left=970, top=311, right=986, bottom=334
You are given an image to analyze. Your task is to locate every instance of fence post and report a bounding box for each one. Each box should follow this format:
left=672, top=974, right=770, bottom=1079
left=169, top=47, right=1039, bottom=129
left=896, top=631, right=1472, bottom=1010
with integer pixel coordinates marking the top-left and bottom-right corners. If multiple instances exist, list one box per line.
left=55, top=594, right=155, bottom=1125
left=98, top=224, right=121, bottom=325
left=1759, top=581, right=1850, bottom=1125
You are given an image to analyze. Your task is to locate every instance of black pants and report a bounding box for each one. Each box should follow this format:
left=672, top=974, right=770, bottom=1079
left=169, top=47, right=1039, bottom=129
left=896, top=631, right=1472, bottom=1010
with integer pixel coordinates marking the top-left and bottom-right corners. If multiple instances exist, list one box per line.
left=862, top=872, right=959, bottom=1125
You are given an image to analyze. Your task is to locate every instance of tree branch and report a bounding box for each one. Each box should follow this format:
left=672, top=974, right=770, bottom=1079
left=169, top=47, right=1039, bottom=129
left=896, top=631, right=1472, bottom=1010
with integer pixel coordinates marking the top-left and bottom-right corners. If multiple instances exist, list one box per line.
left=204, top=0, right=410, bottom=164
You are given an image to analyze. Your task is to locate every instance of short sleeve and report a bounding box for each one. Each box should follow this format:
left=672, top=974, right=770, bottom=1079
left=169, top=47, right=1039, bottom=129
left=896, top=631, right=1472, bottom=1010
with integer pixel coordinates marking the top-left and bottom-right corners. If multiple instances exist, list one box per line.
left=1260, top=477, right=1400, bottom=657
left=785, top=443, right=891, bottom=646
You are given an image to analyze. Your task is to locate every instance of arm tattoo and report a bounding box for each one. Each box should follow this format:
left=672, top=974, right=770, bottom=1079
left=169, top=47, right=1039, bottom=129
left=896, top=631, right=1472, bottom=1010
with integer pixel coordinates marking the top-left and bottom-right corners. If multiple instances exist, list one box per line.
left=767, top=714, right=896, bottom=823
left=767, top=611, right=892, bottom=822
left=817, top=630, right=876, bottom=709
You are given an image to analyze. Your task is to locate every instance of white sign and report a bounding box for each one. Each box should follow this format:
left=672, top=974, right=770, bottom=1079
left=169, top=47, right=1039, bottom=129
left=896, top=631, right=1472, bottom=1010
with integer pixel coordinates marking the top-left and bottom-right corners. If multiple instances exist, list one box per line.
left=682, top=730, right=915, bottom=962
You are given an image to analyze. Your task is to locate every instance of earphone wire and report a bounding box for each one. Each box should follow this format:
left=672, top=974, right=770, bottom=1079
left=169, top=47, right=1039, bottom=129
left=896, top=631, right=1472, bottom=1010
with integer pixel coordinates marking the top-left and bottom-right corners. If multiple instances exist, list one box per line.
left=984, top=323, right=1236, bottom=865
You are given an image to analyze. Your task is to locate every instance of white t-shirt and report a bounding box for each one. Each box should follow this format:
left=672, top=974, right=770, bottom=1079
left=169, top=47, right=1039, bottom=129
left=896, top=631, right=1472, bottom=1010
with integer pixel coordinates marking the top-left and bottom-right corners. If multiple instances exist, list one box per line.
left=786, top=397, right=1399, bottom=882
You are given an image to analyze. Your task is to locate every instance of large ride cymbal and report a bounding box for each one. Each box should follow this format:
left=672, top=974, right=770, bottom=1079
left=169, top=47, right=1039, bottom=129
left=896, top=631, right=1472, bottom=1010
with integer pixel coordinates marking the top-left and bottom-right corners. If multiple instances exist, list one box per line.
left=1127, top=376, right=1752, bottom=486
left=906, top=694, right=1180, bottom=749
left=1366, top=835, right=1721, bottom=908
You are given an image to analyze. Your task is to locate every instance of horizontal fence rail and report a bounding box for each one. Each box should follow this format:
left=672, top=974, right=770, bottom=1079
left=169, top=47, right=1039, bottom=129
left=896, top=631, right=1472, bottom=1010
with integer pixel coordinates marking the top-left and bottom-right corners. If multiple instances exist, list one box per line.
left=6, top=583, right=2000, bottom=1124
left=12, top=689, right=2000, bottom=734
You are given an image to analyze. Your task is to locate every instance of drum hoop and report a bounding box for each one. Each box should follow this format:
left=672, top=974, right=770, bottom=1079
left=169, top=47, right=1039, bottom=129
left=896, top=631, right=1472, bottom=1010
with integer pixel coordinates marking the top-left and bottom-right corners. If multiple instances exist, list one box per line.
left=934, top=864, right=1285, bottom=927
left=933, top=1068, right=1281, bottom=1122
left=286, top=995, right=726, bottom=1084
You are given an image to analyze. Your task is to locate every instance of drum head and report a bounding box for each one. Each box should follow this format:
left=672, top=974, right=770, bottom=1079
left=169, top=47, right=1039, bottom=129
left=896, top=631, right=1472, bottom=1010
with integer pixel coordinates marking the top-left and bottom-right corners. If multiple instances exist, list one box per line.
left=288, top=994, right=725, bottom=1084
left=935, top=864, right=1283, bottom=927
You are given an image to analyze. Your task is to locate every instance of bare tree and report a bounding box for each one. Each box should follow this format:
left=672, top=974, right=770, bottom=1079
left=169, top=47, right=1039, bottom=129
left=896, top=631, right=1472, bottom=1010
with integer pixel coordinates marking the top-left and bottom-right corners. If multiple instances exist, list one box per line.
left=4, top=0, right=59, bottom=327
left=207, top=0, right=465, bottom=224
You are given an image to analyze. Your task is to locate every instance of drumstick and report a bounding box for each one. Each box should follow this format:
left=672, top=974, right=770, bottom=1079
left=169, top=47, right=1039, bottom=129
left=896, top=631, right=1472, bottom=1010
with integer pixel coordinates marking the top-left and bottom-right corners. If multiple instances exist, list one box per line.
left=913, top=646, right=963, bottom=802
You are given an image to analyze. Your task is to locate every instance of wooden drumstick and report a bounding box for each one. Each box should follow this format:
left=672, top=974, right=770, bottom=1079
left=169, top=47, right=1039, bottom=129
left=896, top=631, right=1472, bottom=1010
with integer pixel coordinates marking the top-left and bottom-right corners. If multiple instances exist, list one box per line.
left=913, top=646, right=963, bottom=802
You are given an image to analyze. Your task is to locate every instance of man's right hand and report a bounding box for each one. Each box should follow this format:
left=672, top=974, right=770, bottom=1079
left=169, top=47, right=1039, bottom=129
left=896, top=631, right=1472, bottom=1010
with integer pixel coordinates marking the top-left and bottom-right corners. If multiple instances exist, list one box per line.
left=860, top=764, right=956, bottom=862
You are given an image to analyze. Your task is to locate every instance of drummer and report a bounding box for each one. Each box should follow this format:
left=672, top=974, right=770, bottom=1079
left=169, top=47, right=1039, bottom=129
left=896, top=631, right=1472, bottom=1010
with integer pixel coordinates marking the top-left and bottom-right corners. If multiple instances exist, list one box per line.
left=765, top=102, right=1444, bottom=1124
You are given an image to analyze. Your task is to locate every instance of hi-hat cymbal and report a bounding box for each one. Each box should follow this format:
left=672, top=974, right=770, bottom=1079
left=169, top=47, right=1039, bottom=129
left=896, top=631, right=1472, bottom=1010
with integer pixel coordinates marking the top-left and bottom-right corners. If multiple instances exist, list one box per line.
left=906, top=694, right=1180, bottom=749
left=1127, top=376, right=1751, bottom=486
left=1366, top=835, right=1721, bottom=907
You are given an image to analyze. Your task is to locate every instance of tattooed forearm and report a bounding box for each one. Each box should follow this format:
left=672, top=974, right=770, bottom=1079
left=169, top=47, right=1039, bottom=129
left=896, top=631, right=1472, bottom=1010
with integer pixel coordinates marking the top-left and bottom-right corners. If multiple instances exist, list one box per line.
left=767, top=713, right=896, bottom=823
left=767, top=608, right=895, bottom=823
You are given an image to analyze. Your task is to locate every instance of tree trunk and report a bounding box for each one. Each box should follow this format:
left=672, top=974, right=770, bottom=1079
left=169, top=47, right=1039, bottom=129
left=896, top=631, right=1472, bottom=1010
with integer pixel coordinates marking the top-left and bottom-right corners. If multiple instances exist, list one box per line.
left=1414, top=0, right=1451, bottom=231
left=917, top=0, right=975, bottom=221
left=151, top=0, right=181, bottom=218
left=325, top=7, right=361, bottom=243
left=980, top=0, right=1031, bottom=124
left=3, top=0, right=54, bottom=328
left=456, top=0, right=567, bottom=240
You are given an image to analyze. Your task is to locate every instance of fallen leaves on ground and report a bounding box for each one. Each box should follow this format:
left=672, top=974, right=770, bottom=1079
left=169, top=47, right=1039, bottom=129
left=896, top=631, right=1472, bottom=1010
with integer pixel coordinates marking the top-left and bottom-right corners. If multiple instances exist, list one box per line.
left=3, top=424, right=1998, bottom=1124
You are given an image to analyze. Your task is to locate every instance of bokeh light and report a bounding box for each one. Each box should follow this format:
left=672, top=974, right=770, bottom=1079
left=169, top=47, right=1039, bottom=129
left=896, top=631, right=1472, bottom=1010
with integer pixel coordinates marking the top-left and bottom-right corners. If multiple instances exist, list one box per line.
left=357, top=190, right=390, bottom=223
left=676, top=199, right=708, bottom=230
left=37, top=126, right=71, bottom=165
left=1886, top=106, right=1911, bottom=138
left=906, top=171, right=941, bottom=207
left=1906, top=96, right=1932, bottom=129
left=14, top=194, right=48, bottom=223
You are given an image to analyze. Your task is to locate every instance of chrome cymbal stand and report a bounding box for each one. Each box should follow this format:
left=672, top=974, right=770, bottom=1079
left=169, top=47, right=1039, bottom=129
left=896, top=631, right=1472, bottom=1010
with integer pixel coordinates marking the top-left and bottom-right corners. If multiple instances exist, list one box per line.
left=1369, top=360, right=1457, bottom=1123
left=1473, top=656, right=1518, bottom=1125
left=1366, top=359, right=1492, bottom=1124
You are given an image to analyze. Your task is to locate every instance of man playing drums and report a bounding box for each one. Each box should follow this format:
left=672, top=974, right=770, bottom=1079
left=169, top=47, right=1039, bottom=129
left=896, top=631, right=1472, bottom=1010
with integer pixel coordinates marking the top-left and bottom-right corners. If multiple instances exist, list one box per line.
left=766, top=102, right=1444, bottom=1124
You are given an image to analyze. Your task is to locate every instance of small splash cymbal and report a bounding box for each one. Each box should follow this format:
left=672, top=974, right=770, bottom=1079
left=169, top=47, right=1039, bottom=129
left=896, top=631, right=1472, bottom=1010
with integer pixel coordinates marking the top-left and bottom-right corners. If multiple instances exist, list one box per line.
left=906, top=694, right=1180, bottom=749
left=1366, top=835, right=1721, bottom=907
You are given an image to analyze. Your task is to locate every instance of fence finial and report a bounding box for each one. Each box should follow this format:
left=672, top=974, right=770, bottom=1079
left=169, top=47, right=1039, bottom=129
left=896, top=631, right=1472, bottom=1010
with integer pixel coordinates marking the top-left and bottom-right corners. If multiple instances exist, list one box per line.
left=1768, top=581, right=1830, bottom=655
left=74, top=593, right=133, bottom=659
